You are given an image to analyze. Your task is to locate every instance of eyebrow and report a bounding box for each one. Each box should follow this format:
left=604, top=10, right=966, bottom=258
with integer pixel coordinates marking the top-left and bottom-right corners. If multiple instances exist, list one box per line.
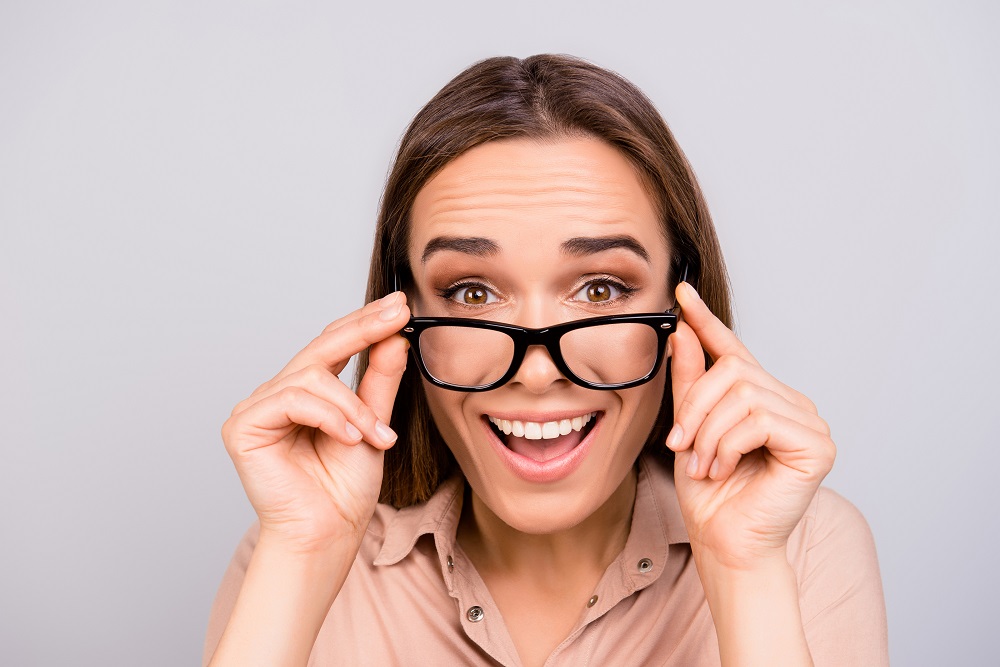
left=420, top=233, right=652, bottom=264
left=421, top=236, right=501, bottom=263
left=560, top=235, right=651, bottom=263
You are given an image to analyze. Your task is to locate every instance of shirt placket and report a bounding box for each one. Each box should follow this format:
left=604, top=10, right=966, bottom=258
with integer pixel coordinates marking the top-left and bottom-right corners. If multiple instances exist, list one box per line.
left=436, top=533, right=523, bottom=667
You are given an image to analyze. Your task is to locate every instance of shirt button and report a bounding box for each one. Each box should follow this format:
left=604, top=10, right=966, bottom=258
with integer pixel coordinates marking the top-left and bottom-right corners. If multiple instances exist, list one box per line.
left=467, top=606, right=485, bottom=623
left=447, top=555, right=454, bottom=572
left=637, top=558, right=653, bottom=573
left=587, top=595, right=599, bottom=608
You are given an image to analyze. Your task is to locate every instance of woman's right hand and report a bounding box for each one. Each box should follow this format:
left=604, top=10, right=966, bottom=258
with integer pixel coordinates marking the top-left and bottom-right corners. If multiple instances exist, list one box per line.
left=220, top=291, right=411, bottom=553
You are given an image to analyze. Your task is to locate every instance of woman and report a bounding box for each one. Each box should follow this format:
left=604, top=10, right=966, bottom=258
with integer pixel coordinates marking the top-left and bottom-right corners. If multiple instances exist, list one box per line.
left=204, top=55, right=888, bottom=666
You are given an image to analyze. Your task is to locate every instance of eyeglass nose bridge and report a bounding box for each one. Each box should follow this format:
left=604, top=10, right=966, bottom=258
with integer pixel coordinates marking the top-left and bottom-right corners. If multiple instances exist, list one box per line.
left=503, top=328, right=578, bottom=388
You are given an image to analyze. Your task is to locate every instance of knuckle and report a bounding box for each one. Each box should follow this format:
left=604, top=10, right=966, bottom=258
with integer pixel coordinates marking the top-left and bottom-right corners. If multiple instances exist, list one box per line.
left=732, top=379, right=756, bottom=402
left=715, top=354, right=743, bottom=374
left=220, top=417, right=239, bottom=452
left=750, top=408, right=774, bottom=431
left=790, top=390, right=817, bottom=414
left=353, top=313, right=374, bottom=337
left=676, top=395, right=700, bottom=421
left=369, top=346, right=408, bottom=377
left=823, top=438, right=838, bottom=466
left=276, top=386, right=307, bottom=407
left=350, top=398, right=375, bottom=426
left=322, top=317, right=344, bottom=334
left=301, top=363, right=329, bottom=385
left=716, top=429, right=737, bottom=455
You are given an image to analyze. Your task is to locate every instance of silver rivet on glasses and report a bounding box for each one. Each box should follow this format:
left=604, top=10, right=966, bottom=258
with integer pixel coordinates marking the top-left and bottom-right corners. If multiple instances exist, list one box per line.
left=587, top=595, right=599, bottom=608
left=446, top=555, right=454, bottom=572
left=403, top=327, right=414, bottom=333
left=466, top=605, right=485, bottom=622
left=660, top=323, right=672, bottom=329
left=638, top=558, right=653, bottom=573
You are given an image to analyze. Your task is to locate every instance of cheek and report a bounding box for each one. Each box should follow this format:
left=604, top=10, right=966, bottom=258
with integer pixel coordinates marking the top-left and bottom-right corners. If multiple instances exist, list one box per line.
left=421, top=382, right=478, bottom=463
left=614, top=366, right=668, bottom=448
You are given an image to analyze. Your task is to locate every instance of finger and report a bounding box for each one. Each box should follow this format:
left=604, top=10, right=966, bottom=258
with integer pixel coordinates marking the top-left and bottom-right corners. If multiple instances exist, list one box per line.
left=223, top=386, right=365, bottom=458
left=355, top=332, right=410, bottom=449
left=666, top=320, right=707, bottom=450
left=256, top=295, right=410, bottom=397
left=320, top=291, right=404, bottom=335
left=675, top=282, right=758, bottom=366
left=705, top=409, right=836, bottom=482
left=669, top=352, right=819, bottom=453
left=232, top=364, right=397, bottom=448
left=687, top=382, right=831, bottom=478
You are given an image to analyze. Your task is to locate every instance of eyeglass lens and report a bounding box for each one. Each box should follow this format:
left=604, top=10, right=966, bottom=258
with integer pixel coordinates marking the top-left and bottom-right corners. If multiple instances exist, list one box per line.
left=417, top=322, right=660, bottom=388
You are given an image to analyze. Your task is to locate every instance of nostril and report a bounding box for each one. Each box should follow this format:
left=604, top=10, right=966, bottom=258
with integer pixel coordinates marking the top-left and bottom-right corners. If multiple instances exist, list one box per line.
left=508, top=346, right=570, bottom=391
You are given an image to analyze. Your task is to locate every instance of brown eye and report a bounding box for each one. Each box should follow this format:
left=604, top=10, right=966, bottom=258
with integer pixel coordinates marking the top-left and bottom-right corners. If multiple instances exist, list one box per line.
left=574, top=280, right=627, bottom=304
left=463, top=287, right=488, bottom=305
left=586, top=283, right=612, bottom=302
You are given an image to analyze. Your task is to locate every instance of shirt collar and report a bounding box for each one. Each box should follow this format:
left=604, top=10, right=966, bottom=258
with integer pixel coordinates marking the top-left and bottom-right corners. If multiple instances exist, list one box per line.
left=372, top=454, right=689, bottom=569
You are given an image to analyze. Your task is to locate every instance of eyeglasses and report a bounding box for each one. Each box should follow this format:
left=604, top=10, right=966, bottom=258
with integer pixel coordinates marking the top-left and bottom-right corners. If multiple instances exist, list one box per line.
left=399, top=310, right=678, bottom=392
left=395, top=267, right=688, bottom=392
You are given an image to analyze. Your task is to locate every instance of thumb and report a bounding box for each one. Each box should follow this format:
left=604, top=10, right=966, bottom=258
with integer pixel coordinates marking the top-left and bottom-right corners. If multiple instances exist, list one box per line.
left=669, top=320, right=706, bottom=418
left=356, top=332, right=409, bottom=441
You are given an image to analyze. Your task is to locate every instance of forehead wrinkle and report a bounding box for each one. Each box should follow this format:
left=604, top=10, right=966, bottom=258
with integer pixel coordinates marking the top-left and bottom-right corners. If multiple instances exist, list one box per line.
left=421, top=187, right=642, bottom=223
left=426, top=177, right=632, bottom=205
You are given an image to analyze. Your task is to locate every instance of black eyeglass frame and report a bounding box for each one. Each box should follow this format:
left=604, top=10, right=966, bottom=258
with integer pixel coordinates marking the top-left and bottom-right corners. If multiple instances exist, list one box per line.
left=394, top=265, right=690, bottom=392
left=399, top=311, right=679, bottom=392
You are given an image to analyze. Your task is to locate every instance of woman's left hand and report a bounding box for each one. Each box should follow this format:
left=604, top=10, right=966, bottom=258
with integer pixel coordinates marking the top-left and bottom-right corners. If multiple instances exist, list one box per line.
left=666, top=281, right=836, bottom=570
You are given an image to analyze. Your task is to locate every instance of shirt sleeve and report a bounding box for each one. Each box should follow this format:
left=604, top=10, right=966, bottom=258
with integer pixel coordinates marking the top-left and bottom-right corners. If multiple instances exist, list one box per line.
left=202, top=521, right=260, bottom=667
left=796, top=487, right=890, bottom=666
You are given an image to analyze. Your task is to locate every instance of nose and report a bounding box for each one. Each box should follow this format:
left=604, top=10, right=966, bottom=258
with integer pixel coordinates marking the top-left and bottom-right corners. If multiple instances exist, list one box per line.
left=508, top=343, right=569, bottom=394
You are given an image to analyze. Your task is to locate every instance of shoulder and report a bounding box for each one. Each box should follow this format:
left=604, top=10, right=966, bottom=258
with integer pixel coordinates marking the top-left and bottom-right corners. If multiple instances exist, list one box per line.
left=791, top=486, right=879, bottom=562
left=787, top=487, right=889, bottom=664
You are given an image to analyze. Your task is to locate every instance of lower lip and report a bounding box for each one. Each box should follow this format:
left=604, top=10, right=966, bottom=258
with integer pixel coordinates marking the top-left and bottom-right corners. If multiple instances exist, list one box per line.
left=483, top=415, right=601, bottom=484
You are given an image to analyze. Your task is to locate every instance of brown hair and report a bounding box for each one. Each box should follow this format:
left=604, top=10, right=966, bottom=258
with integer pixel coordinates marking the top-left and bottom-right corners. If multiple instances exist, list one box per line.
left=357, top=54, right=732, bottom=508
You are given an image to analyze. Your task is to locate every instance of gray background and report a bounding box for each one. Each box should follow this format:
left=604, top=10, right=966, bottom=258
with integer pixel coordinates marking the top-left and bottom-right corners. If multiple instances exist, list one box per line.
left=1, top=1, right=997, bottom=665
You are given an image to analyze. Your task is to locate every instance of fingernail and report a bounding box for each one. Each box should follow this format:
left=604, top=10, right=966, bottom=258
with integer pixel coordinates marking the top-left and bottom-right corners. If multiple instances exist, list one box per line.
left=709, top=459, right=719, bottom=479
left=685, top=282, right=700, bottom=301
left=666, top=424, right=683, bottom=450
left=379, top=303, right=402, bottom=321
left=376, top=420, right=397, bottom=444
left=345, top=422, right=362, bottom=442
left=686, top=451, right=699, bottom=477
left=379, top=291, right=401, bottom=306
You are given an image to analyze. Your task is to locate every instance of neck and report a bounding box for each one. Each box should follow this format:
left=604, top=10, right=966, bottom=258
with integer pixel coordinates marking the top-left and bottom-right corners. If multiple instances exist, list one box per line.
left=457, top=468, right=638, bottom=581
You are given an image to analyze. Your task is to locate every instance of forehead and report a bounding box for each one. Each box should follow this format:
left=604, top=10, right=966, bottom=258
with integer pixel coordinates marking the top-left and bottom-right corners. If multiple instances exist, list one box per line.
left=408, top=136, right=666, bottom=264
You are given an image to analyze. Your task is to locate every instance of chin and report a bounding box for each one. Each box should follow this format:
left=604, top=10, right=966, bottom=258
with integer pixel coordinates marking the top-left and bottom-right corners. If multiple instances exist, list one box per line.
left=476, top=479, right=623, bottom=535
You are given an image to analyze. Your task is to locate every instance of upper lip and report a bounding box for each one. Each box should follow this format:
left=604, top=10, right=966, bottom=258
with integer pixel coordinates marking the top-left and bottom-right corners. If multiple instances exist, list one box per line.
left=483, top=410, right=601, bottom=422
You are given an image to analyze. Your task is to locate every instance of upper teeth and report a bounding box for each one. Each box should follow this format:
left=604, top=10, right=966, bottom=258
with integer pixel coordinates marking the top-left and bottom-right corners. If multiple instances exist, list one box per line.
left=487, top=412, right=596, bottom=441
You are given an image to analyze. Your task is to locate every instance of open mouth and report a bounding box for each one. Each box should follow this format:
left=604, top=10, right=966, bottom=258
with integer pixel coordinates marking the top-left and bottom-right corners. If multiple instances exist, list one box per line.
left=485, top=412, right=599, bottom=463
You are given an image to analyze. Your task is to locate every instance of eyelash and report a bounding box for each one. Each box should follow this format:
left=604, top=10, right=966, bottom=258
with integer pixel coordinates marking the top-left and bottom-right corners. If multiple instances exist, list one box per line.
left=573, top=276, right=638, bottom=305
left=437, top=277, right=637, bottom=307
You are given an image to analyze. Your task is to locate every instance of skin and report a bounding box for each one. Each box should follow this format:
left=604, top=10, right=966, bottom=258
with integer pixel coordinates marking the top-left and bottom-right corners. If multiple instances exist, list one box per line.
left=209, top=136, right=835, bottom=667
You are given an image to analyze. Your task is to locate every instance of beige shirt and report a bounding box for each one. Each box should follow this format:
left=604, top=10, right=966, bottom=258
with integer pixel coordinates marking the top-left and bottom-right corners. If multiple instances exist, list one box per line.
left=204, top=455, right=888, bottom=666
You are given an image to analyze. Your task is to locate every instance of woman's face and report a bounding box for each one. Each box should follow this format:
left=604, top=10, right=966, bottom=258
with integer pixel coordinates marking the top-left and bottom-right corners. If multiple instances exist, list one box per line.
left=407, top=136, right=672, bottom=534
